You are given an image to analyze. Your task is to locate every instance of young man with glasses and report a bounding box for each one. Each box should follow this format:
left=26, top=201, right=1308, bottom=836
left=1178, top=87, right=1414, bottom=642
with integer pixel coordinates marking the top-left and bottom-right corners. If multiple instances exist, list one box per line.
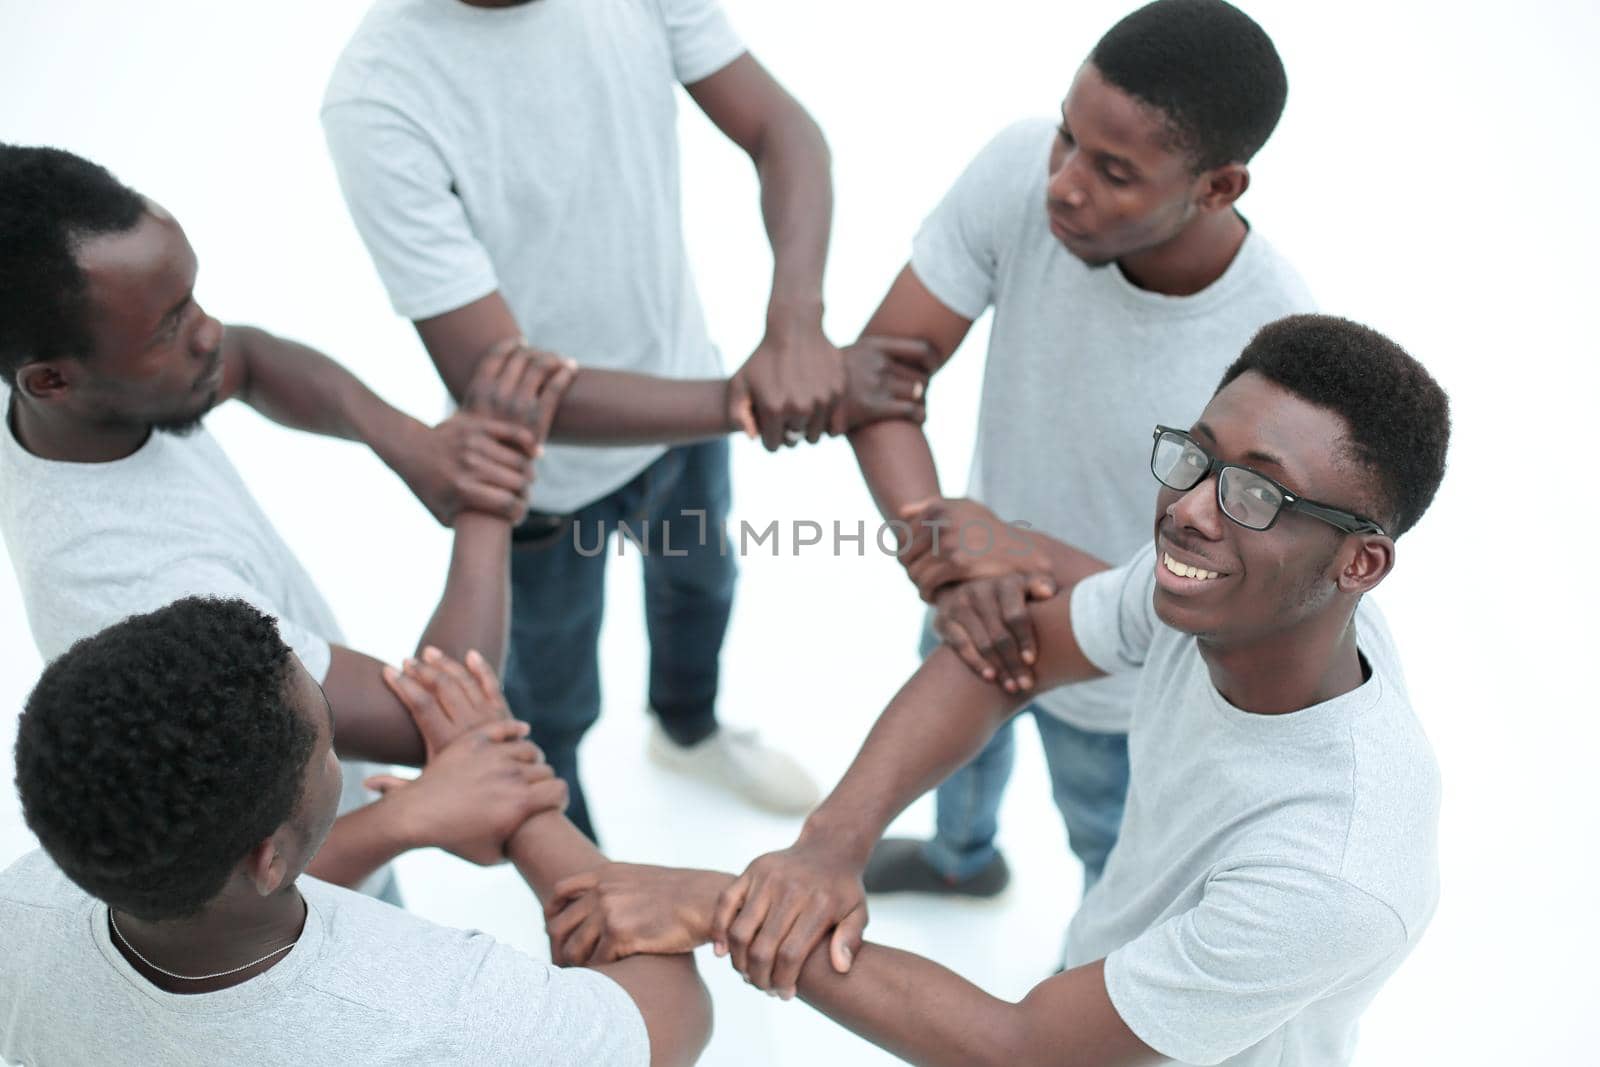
left=543, top=314, right=1449, bottom=1066
left=841, top=0, right=1317, bottom=906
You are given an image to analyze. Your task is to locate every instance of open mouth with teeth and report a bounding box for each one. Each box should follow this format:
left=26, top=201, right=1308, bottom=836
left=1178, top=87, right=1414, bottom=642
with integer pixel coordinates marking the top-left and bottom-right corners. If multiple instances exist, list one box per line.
left=1162, top=552, right=1221, bottom=581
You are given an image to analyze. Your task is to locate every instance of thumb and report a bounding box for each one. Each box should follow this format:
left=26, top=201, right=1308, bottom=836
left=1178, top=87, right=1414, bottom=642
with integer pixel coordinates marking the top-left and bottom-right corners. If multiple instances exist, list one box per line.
left=363, top=774, right=411, bottom=797
left=830, top=906, right=867, bottom=974
left=482, top=719, right=532, bottom=743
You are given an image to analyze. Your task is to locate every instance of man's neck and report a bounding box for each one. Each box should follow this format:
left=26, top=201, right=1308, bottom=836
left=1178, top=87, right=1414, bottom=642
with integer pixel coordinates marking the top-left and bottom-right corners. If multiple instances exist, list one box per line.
left=1198, top=607, right=1368, bottom=716
left=8, top=394, right=151, bottom=463
left=1116, top=209, right=1249, bottom=297
left=110, top=886, right=308, bottom=995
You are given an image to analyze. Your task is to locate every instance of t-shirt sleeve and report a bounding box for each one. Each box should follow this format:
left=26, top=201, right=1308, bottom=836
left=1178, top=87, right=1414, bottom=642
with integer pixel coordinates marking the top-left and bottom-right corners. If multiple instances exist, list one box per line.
left=1070, top=546, right=1160, bottom=676
left=321, top=99, right=499, bottom=320
left=114, top=557, right=335, bottom=684
left=1103, top=866, right=1407, bottom=1065
left=910, top=119, right=1049, bottom=321
left=655, top=0, right=745, bottom=84
left=462, top=943, right=650, bottom=1065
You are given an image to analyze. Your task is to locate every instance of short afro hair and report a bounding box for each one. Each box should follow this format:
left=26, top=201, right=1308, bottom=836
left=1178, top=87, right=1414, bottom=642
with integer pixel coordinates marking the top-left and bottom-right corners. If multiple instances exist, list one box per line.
left=0, top=144, right=146, bottom=386
left=1217, top=314, right=1451, bottom=538
left=14, top=597, right=317, bottom=921
left=1090, top=0, right=1288, bottom=171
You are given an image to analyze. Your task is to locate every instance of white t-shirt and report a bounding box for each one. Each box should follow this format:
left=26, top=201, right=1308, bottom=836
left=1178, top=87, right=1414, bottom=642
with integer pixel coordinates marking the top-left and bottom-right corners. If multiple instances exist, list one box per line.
left=1060, top=549, right=1440, bottom=1066
left=911, top=119, right=1315, bottom=732
left=322, top=0, right=744, bottom=514
left=0, top=851, right=648, bottom=1066
left=0, top=404, right=389, bottom=897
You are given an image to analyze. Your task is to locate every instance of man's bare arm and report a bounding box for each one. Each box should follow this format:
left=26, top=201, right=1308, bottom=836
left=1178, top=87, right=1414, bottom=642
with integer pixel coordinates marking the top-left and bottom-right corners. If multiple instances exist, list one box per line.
left=848, top=265, right=975, bottom=519
left=548, top=866, right=1156, bottom=1067
left=414, top=292, right=750, bottom=445
left=711, top=593, right=1107, bottom=990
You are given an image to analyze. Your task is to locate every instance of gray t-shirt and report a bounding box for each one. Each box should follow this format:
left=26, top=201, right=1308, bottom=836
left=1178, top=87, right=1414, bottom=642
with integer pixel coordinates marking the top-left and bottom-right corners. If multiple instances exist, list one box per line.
left=1060, top=549, right=1440, bottom=1066
left=0, top=405, right=389, bottom=897
left=911, top=119, right=1315, bottom=732
left=322, top=0, right=743, bottom=514
left=0, top=851, right=648, bottom=1066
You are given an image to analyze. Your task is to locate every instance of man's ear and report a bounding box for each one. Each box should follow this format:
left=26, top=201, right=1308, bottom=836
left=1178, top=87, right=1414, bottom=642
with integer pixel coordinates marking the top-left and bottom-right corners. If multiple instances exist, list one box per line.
left=244, top=833, right=292, bottom=897
left=1197, top=163, right=1249, bottom=213
left=15, top=361, right=72, bottom=403
left=1337, top=535, right=1396, bottom=596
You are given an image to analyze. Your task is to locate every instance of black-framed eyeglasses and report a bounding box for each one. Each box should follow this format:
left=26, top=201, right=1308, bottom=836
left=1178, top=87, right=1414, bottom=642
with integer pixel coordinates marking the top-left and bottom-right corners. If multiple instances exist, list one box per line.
left=1150, top=426, right=1387, bottom=537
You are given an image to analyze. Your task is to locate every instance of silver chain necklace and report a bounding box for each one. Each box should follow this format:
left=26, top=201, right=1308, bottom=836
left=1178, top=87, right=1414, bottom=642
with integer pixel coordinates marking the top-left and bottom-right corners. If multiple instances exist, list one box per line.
left=109, top=906, right=301, bottom=982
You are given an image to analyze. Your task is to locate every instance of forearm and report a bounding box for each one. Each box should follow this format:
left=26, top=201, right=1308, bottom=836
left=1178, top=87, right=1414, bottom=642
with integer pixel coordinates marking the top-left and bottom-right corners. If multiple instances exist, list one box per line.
left=802, top=646, right=1026, bottom=865
left=506, top=814, right=713, bottom=1065
left=755, top=106, right=831, bottom=323
left=229, top=325, right=420, bottom=456
left=305, top=801, right=412, bottom=889
left=548, top=369, right=736, bottom=445
left=506, top=812, right=608, bottom=904
left=796, top=941, right=1026, bottom=1067
left=416, top=511, right=512, bottom=669
left=849, top=418, right=942, bottom=522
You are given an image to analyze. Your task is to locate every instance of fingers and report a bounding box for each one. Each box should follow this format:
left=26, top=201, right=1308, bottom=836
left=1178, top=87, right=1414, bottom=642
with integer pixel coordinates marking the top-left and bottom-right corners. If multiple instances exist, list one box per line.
left=998, top=576, right=1039, bottom=670
left=908, top=555, right=962, bottom=602
left=546, top=894, right=595, bottom=964
left=472, top=421, right=539, bottom=465
left=381, top=664, right=453, bottom=742
left=461, top=450, right=531, bottom=494
left=548, top=871, right=600, bottom=915
left=464, top=337, right=520, bottom=409
left=560, top=907, right=607, bottom=968
left=726, top=885, right=774, bottom=978
left=770, top=908, right=830, bottom=998
left=529, top=358, right=577, bottom=450
left=801, top=400, right=829, bottom=445
left=408, top=651, right=480, bottom=721
left=970, top=584, right=1030, bottom=691
left=463, top=649, right=505, bottom=705
left=710, top=874, right=752, bottom=957
left=744, top=894, right=805, bottom=991
left=527, top=775, right=569, bottom=815
left=830, top=905, right=867, bottom=974
left=458, top=482, right=530, bottom=523
left=479, top=719, right=533, bottom=744
left=936, top=611, right=996, bottom=683
left=860, top=334, right=940, bottom=372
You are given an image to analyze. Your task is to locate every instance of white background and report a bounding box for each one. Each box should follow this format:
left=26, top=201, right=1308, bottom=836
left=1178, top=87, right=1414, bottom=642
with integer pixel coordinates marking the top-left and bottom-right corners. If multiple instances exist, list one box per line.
left=1, top=1, right=1596, bottom=1063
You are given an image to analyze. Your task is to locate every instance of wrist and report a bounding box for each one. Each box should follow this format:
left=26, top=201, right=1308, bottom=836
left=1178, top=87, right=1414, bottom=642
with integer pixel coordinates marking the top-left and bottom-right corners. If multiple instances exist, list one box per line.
left=366, top=408, right=427, bottom=472
left=370, top=788, right=428, bottom=853
left=685, top=870, right=737, bottom=942
left=764, top=296, right=824, bottom=336
left=798, top=807, right=877, bottom=869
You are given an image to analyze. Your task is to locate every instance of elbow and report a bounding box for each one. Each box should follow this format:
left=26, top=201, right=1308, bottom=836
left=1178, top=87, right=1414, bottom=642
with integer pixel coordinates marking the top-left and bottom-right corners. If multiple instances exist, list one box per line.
left=649, top=969, right=713, bottom=1067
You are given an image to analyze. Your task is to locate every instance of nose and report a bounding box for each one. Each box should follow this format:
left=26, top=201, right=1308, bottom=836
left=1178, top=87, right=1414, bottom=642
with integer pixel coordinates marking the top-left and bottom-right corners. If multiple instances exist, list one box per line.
left=191, top=304, right=224, bottom=357
left=1047, top=149, right=1089, bottom=209
left=1166, top=475, right=1226, bottom=541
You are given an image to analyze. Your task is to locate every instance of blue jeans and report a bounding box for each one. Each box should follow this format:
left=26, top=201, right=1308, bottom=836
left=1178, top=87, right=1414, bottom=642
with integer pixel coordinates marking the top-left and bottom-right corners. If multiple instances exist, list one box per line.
left=918, top=622, right=1130, bottom=891
left=500, top=439, right=737, bottom=842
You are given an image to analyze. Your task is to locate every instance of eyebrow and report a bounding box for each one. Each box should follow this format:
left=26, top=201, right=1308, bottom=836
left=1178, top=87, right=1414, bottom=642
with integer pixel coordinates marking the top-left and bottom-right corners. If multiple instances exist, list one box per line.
left=1194, top=420, right=1290, bottom=472
left=1058, top=110, right=1141, bottom=176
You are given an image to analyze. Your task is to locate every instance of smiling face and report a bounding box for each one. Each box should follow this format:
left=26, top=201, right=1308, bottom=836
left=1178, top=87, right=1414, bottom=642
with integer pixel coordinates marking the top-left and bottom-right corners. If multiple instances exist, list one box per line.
left=1044, top=63, right=1210, bottom=266
left=1150, top=371, right=1391, bottom=647
left=48, top=204, right=226, bottom=435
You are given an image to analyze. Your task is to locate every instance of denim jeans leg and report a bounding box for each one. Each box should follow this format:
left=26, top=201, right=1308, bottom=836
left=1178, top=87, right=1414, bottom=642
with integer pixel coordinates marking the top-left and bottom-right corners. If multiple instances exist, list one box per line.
left=918, top=616, right=1018, bottom=881
left=501, top=504, right=615, bottom=843
left=640, top=439, right=736, bottom=747
left=1033, top=713, right=1131, bottom=892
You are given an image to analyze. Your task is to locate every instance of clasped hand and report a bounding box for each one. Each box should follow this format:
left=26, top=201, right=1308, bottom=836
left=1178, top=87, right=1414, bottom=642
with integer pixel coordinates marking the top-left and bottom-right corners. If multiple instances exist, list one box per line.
left=373, top=647, right=568, bottom=864
left=390, top=338, right=577, bottom=524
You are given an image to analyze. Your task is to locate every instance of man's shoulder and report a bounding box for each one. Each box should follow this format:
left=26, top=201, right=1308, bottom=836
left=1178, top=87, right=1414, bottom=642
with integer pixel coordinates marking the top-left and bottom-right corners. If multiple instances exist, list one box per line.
left=323, top=0, right=437, bottom=112
left=0, top=850, right=81, bottom=909
left=1233, top=229, right=1317, bottom=315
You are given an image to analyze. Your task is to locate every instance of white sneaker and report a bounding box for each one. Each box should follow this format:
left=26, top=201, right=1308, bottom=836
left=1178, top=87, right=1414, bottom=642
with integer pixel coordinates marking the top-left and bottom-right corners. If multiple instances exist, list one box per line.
left=647, top=718, right=821, bottom=815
